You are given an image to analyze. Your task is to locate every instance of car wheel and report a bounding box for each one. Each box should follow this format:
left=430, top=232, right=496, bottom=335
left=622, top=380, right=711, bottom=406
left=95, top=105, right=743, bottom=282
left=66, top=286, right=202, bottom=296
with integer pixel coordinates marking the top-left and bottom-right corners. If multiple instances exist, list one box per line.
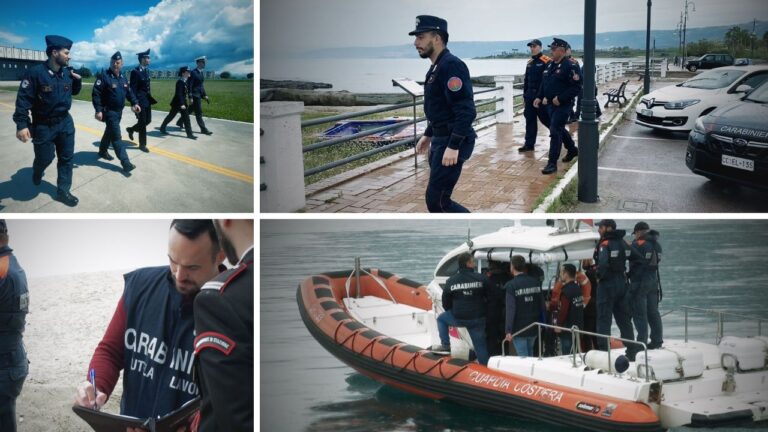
left=689, top=65, right=698, bottom=72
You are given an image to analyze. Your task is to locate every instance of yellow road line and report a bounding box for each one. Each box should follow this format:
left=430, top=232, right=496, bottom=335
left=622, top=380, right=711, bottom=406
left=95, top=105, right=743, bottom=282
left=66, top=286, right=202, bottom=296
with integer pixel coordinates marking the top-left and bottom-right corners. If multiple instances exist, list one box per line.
left=75, top=123, right=253, bottom=184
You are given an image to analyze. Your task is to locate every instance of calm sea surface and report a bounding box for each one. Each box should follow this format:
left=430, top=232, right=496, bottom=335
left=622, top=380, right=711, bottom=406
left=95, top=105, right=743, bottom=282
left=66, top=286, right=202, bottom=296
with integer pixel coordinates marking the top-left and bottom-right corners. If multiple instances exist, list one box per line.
left=261, top=220, right=768, bottom=432
left=261, top=57, right=634, bottom=93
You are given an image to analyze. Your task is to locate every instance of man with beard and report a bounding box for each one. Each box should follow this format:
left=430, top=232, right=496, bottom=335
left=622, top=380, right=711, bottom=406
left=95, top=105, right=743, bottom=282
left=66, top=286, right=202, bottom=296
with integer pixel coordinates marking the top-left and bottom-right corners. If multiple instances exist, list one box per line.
left=13, top=35, right=82, bottom=207
left=74, top=220, right=225, bottom=429
left=191, top=219, right=253, bottom=431
left=411, top=15, right=476, bottom=212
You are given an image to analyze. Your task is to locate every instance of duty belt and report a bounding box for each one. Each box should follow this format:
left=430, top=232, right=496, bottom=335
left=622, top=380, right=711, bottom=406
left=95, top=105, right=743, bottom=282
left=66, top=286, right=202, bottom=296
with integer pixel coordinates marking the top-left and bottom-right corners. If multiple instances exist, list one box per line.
left=431, top=124, right=451, bottom=137
left=32, top=113, right=68, bottom=126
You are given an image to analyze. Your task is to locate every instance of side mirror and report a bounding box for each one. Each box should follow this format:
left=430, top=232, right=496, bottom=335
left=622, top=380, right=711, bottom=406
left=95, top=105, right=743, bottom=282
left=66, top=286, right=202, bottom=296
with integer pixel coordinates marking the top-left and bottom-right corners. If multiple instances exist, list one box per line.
left=734, top=84, right=753, bottom=94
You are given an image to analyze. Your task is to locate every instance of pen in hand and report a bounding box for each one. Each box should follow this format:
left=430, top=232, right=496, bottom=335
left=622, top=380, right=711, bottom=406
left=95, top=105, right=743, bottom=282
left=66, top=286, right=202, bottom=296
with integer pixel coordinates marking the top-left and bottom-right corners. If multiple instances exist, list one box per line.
left=89, top=368, right=98, bottom=411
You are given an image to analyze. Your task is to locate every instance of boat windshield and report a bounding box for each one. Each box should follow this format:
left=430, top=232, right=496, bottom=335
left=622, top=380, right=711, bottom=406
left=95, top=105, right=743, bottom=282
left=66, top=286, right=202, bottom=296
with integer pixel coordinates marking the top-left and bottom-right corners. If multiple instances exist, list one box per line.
left=680, top=69, right=746, bottom=89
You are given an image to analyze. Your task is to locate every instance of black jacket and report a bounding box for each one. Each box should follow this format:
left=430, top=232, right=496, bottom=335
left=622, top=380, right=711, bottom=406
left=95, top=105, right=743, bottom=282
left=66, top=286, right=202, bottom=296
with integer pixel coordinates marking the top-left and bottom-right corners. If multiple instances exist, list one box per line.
left=442, top=267, right=488, bottom=320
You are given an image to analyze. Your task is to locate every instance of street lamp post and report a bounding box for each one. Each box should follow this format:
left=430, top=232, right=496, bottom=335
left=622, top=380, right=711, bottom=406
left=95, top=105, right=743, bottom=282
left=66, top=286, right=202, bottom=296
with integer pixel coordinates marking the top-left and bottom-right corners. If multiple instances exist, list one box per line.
left=578, top=0, right=599, bottom=203
left=644, top=0, right=652, bottom=95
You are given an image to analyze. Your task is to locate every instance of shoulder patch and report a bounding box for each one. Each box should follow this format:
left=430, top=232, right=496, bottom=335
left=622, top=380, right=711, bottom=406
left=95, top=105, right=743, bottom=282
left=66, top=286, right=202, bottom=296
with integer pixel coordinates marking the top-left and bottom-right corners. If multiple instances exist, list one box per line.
left=447, top=76, right=463, bottom=92
left=21, top=79, right=29, bottom=89
left=95, top=79, right=101, bottom=86
left=201, top=280, right=225, bottom=291
left=194, top=331, right=236, bottom=356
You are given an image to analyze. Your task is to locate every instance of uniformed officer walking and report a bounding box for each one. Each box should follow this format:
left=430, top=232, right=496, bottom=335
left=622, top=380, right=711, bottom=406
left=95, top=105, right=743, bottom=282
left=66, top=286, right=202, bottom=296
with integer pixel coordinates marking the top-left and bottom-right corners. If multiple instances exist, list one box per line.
left=126, top=49, right=157, bottom=152
left=159, top=67, right=197, bottom=139
left=411, top=15, right=476, bottom=213
left=93, top=51, right=140, bottom=173
left=193, top=219, right=253, bottom=431
left=534, top=38, right=581, bottom=174
left=0, top=221, right=29, bottom=432
left=432, top=252, right=490, bottom=365
left=519, top=39, right=551, bottom=153
left=13, top=35, right=82, bottom=207
left=177, top=56, right=212, bottom=135
left=628, top=222, right=664, bottom=350
left=594, top=220, right=637, bottom=358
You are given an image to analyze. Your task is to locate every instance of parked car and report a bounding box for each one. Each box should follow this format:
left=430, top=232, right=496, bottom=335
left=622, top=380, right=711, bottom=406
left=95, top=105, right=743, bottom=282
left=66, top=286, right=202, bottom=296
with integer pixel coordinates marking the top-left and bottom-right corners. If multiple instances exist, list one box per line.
left=685, top=53, right=734, bottom=72
left=686, top=79, right=768, bottom=190
left=635, top=65, right=768, bottom=132
left=734, top=58, right=753, bottom=66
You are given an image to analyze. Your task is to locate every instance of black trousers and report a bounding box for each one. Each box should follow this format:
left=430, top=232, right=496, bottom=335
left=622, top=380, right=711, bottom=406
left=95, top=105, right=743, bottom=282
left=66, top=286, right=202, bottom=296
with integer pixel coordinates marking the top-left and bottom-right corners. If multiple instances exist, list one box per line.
left=130, top=105, right=152, bottom=147
left=162, top=106, right=194, bottom=137
left=178, top=97, right=209, bottom=132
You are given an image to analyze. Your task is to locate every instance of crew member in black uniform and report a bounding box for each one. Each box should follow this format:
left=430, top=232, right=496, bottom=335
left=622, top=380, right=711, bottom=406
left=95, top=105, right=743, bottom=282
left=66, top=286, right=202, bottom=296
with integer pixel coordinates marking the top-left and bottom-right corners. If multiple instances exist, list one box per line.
left=193, top=219, right=253, bottom=431
left=567, top=45, right=602, bottom=123
left=484, top=260, right=511, bottom=356
left=159, top=67, right=196, bottom=139
left=554, top=264, right=585, bottom=354
left=126, top=49, right=157, bottom=152
left=0, top=221, right=29, bottom=432
left=178, top=56, right=212, bottom=135
left=594, top=220, right=636, bottom=358
left=433, top=252, right=490, bottom=365
left=628, top=222, right=664, bottom=350
left=411, top=15, right=477, bottom=212
left=504, top=255, right=545, bottom=357
left=92, top=51, right=140, bottom=173
left=13, top=35, right=82, bottom=207
left=519, top=39, right=551, bottom=153
left=535, top=38, right=581, bottom=175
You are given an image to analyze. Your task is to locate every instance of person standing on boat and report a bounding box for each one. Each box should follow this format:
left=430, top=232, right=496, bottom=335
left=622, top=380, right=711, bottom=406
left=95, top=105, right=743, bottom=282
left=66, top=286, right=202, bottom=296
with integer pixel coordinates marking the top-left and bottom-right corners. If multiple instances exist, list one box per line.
left=519, top=39, right=551, bottom=153
left=484, top=261, right=511, bottom=356
left=0, top=221, right=29, bottom=432
left=411, top=15, right=477, bottom=213
left=553, top=264, right=585, bottom=354
left=628, top=222, right=664, bottom=351
left=504, top=255, right=545, bottom=357
left=594, top=220, right=637, bottom=359
left=433, top=252, right=490, bottom=365
left=581, top=259, right=599, bottom=351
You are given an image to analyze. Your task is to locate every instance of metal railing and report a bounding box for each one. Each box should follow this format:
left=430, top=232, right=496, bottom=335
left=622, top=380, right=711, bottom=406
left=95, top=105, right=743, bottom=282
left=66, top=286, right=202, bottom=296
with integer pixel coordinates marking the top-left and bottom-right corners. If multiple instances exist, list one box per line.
left=679, top=305, right=766, bottom=344
left=344, top=257, right=397, bottom=304
left=503, top=321, right=650, bottom=382
left=301, top=82, right=510, bottom=178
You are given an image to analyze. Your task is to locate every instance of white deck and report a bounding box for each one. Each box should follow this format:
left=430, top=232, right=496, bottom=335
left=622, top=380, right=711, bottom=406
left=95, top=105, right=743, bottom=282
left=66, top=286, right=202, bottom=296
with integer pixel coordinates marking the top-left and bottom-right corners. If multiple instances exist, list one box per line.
left=344, top=296, right=436, bottom=348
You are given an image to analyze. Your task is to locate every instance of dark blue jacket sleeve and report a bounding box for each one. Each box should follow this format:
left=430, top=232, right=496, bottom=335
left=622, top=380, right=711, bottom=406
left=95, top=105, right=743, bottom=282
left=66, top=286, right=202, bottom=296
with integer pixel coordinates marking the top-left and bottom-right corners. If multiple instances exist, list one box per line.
left=126, top=81, right=138, bottom=107
left=443, top=61, right=476, bottom=149
left=13, top=71, right=35, bottom=130
left=176, top=80, right=187, bottom=107
left=71, top=70, right=82, bottom=96
left=442, top=281, right=452, bottom=312
left=130, top=69, right=139, bottom=99
left=558, top=61, right=582, bottom=103
left=504, top=281, right=516, bottom=334
left=92, top=76, right=104, bottom=113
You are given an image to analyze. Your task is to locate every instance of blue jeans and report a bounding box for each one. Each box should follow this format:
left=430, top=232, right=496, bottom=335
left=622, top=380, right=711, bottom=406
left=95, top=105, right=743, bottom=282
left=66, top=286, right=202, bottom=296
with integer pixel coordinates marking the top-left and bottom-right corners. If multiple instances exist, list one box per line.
left=437, top=310, right=488, bottom=365
left=560, top=334, right=574, bottom=354
left=630, top=273, right=663, bottom=349
left=426, top=136, right=473, bottom=213
left=546, top=104, right=577, bottom=165
left=513, top=336, right=537, bottom=357
left=32, top=114, right=75, bottom=192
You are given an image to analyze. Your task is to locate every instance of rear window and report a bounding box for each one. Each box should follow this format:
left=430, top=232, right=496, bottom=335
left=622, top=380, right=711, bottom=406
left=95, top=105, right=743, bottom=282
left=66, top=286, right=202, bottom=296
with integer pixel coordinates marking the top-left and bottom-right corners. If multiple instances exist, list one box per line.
left=681, top=69, right=746, bottom=89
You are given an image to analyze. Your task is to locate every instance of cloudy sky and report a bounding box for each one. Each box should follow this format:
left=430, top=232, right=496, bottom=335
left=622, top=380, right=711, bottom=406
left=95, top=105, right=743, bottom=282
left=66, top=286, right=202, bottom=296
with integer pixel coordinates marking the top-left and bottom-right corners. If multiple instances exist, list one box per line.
left=262, top=0, right=768, bottom=56
left=1, top=0, right=254, bottom=74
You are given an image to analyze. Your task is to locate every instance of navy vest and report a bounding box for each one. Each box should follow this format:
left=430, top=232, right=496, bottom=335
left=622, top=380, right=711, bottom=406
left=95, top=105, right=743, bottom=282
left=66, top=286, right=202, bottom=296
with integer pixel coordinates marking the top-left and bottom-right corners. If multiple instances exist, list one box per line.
left=120, top=266, right=198, bottom=418
left=0, top=246, right=28, bottom=355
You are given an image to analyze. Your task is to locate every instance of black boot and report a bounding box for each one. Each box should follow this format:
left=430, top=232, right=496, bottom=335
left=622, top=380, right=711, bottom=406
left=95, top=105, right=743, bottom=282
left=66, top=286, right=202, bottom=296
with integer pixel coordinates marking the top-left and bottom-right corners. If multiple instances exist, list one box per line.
left=98, top=151, right=114, bottom=161
left=562, top=149, right=579, bottom=162
left=518, top=145, right=534, bottom=153
left=126, top=127, right=134, bottom=141
left=55, top=190, right=79, bottom=207
left=122, top=162, right=136, bottom=173
left=138, top=145, right=149, bottom=153
left=541, top=163, right=557, bottom=175
left=32, top=171, right=42, bottom=186
left=200, top=129, right=213, bottom=135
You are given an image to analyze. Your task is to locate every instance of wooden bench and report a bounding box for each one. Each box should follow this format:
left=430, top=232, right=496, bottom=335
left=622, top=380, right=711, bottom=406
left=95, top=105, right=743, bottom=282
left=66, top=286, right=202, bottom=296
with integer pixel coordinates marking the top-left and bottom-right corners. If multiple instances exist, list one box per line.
left=603, top=80, right=629, bottom=108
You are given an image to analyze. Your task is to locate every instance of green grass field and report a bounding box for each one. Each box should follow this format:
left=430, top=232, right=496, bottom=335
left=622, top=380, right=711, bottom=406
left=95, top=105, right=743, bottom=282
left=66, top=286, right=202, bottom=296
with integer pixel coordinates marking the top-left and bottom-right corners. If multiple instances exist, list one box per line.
left=1, top=78, right=254, bottom=123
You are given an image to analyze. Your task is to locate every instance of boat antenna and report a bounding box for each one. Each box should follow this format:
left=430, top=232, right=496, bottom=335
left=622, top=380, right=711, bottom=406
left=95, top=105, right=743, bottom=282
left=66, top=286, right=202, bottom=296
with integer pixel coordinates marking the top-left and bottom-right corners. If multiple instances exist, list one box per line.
left=466, top=223, right=473, bottom=250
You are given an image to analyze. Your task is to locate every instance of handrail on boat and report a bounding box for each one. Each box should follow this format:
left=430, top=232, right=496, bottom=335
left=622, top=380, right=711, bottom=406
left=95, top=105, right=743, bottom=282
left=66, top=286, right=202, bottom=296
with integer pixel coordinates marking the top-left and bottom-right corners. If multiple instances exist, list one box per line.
left=503, top=321, right=650, bottom=382
left=344, top=258, right=398, bottom=305
left=672, top=305, right=765, bottom=344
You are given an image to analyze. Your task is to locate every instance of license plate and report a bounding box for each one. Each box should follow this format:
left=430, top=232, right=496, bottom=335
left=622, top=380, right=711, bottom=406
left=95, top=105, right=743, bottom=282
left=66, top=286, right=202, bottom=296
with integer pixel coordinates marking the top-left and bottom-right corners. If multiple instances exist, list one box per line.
left=722, top=155, right=754, bottom=172
left=641, top=109, right=653, bottom=117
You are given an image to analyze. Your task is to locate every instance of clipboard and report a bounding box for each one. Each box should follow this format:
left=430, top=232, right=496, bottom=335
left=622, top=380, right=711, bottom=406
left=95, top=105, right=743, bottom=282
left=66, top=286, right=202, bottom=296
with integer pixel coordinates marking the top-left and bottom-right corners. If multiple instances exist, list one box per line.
left=72, top=397, right=200, bottom=432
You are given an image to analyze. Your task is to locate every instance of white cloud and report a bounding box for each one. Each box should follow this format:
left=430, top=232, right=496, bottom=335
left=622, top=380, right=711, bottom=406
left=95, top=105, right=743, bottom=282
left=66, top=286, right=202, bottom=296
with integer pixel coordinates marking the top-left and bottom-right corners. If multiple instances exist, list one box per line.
left=0, top=29, right=27, bottom=45
left=71, top=0, right=253, bottom=71
left=219, top=58, right=254, bottom=76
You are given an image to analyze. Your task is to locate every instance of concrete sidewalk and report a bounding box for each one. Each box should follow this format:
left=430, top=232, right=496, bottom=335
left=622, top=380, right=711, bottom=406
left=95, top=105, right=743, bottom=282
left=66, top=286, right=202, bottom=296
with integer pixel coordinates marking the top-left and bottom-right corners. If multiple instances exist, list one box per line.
left=304, top=77, right=642, bottom=213
left=0, top=90, right=253, bottom=212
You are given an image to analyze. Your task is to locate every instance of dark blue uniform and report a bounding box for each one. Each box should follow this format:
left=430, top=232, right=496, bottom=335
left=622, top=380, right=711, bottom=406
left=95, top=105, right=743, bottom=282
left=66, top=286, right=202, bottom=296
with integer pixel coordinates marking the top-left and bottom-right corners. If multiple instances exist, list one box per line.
left=423, top=49, right=476, bottom=212
left=0, top=243, right=29, bottom=432
left=13, top=63, right=81, bottom=194
left=437, top=266, right=490, bottom=364
left=160, top=70, right=195, bottom=139
left=127, top=54, right=156, bottom=150
left=484, top=266, right=511, bottom=356
left=629, top=231, right=663, bottom=350
left=571, top=59, right=602, bottom=121
left=522, top=52, right=551, bottom=149
left=537, top=56, right=581, bottom=169
left=180, top=67, right=211, bottom=134
left=93, top=66, right=138, bottom=168
left=595, top=230, right=636, bottom=355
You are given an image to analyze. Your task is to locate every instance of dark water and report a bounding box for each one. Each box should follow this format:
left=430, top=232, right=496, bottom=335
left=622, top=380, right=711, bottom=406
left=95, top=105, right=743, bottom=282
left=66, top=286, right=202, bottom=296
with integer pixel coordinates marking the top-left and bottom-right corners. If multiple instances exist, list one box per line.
left=261, top=220, right=768, bottom=432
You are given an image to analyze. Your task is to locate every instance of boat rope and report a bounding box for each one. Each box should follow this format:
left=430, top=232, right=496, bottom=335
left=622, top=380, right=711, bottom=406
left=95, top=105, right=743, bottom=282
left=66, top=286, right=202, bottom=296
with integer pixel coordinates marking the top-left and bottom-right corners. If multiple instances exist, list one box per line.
left=382, top=343, right=407, bottom=367
left=358, top=335, right=386, bottom=358
left=332, top=319, right=355, bottom=344
left=398, top=352, right=422, bottom=373
left=438, top=360, right=468, bottom=381
left=412, top=355, right=445, bottom=375
left=338, top=328, right=362, bottom=349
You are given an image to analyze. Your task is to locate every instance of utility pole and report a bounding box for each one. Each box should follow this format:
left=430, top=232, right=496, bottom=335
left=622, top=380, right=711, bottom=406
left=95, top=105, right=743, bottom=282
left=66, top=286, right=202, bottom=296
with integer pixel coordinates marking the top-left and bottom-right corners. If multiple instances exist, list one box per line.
left=682, top=0, right=696, bottom=61
left=752, top=19, right=757, bottom=58
left=644, top=0, right=652, bottom=95
left=578, top=0, right=599, bottom=203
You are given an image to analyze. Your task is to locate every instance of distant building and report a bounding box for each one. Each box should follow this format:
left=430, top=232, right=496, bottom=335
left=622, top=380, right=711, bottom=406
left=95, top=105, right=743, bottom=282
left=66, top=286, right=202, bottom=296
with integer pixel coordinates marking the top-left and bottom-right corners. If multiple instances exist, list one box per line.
left=148, top=70, right=217, bottom=79
left=0, top=45, right=46, bottom=81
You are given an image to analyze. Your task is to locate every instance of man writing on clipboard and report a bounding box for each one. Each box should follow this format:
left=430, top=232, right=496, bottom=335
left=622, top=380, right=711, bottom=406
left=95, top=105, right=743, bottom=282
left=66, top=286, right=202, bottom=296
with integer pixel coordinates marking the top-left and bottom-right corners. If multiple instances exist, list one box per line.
left=73, top=220, right=226, bottom=431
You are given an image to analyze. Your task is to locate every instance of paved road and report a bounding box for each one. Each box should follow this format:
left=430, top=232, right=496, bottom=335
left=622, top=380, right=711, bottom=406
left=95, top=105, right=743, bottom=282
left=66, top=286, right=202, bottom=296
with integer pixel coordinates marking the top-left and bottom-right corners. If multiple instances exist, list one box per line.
left=0, top=90, right=253, bottom=212
left=575, top=119, right=768, bottom=213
